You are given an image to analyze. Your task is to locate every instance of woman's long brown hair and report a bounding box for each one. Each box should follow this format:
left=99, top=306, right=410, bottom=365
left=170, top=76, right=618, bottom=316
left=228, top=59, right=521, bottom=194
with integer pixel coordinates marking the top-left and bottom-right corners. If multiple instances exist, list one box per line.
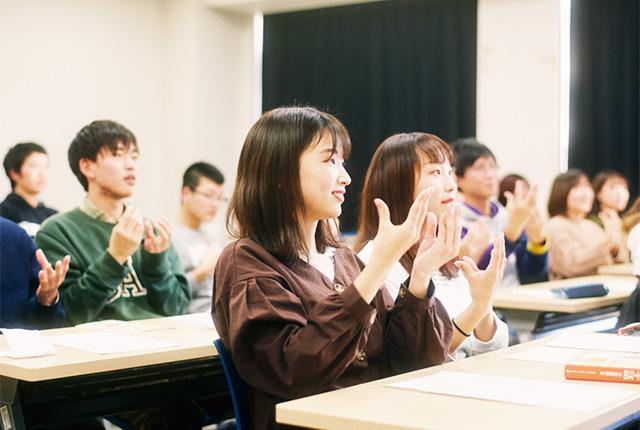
left=227, top=106, right=351, bottom=265
left=354, top=132, right=458, bottom=278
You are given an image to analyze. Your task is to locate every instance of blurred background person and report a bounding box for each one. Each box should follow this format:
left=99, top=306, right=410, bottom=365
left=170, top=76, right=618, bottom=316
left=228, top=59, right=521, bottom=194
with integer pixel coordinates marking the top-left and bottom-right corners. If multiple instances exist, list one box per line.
left=588, top=170, right=630, bottom=229
left=545, top=170, right=628, bottom=280
left=173, top=162, right=226, bottom=313
left=1, top=142, right=57, bottom=237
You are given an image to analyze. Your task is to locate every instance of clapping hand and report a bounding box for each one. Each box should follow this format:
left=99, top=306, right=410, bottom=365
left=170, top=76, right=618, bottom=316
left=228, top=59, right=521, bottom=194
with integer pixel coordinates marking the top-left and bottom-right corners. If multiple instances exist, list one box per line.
left=503, top=181, right=537, bottom=242
left=143, top=217, right=173, bottom=254
left=371, top=188, right=433, bottom=265
left=411, top=204, right=462, bottom=286
left=455, top=234, right=506, bottom=313
left=35, top=249, right=71, bottom=306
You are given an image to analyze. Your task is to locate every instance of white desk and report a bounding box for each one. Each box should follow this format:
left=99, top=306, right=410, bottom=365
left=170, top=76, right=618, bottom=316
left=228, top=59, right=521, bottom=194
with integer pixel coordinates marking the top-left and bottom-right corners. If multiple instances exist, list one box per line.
left=598, top=263, right=635, bottom=277
left=276, top=336, right=640, bottom=430
left=0, top=314, right=229, bottom=429
left=493, top=275, right=637, bottom=341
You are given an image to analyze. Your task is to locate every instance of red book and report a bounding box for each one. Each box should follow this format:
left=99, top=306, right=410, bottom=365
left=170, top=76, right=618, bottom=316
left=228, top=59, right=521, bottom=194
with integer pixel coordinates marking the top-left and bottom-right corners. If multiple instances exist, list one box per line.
left=564, top=350, right=640, bottom=384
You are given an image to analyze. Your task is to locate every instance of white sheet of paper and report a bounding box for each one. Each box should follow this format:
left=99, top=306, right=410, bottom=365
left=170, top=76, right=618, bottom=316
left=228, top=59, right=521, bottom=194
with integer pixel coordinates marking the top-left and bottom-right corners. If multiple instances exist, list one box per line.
left=505, top=346, right=585, bottom=364
left=604, top=279, right=638, bottom=292
left=47, top=332, right=178, bottom=354
left=75, top=319, right=169, bottom=335
left=387, top=371, right=630, bottom=412
left=547, top=332, right=640, bottom=353
left=0, top=328, right=56, bottom=358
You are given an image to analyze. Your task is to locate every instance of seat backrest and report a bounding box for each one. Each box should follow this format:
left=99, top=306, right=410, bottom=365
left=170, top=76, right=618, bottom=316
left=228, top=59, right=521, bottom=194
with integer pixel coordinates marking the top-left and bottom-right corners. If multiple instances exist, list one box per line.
left=214, top=338, right=251, bottom=430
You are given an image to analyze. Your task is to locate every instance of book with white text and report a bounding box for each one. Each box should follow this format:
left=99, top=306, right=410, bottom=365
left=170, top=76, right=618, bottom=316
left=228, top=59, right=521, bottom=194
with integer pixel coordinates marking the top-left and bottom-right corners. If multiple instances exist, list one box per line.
left=564, top=350, right=640, bottom=384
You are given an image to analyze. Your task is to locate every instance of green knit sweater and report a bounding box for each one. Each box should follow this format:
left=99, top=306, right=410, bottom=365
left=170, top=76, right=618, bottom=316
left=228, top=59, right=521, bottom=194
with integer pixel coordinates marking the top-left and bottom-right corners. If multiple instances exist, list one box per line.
left=35, top=208, right=191, bottom=325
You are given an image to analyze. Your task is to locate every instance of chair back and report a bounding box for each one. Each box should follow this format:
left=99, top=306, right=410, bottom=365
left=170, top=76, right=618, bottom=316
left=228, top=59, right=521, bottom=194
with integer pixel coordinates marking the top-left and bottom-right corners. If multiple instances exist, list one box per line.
left=214, top=338, right=251, bottom=430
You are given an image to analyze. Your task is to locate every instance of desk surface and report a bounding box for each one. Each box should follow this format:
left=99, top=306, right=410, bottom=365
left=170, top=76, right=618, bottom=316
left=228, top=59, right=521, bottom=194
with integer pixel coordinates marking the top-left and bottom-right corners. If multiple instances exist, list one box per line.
left=0, top=313, right=218, bottom=382
left=276, top=336, right=640, bottom=430
left=598, top=263, right=635, bottom=276
left=493, top=274, right=637, bottom=313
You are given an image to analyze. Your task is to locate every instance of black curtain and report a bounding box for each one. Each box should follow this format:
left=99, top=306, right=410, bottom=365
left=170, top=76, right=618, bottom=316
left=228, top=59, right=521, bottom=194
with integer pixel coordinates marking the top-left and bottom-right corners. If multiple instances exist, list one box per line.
left=569, top=0, right=640, bottom=203
left=263, top=0, right=477, bottom=231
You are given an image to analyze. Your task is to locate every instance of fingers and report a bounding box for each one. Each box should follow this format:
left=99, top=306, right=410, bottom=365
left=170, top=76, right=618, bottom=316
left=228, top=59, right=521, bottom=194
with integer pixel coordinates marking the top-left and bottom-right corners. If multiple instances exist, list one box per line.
left=407, top=188, right=433, bottom=227
left=454, top=255, right=480, bottom=276
left=117, top=206, right=144, bottom=240
left=143, top=217, right=172, bottom=254
left=144, top=220, right=156, bottom=238
left=56, top=255, right=71, bottom=284
left=514, top=180, right=526, bottom=199
left=488, top=233, right=507, bottom=274
left=374, top=198, right=391, bottom=226
left=422, top=211, right=438, bottom=241
left=35, top=248, right=50, bottom=269
left=452, top=204, right=462, bottom=250
left=154, top=217, right=173, bottom=240
left=504, top=191, right=514, bottom=208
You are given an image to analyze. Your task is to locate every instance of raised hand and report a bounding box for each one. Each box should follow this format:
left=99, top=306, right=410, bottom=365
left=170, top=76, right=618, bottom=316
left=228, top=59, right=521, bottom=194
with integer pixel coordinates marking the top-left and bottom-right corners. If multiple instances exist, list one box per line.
left=524, top=205, right=545, bottom=245
left=108, top=206, right=144, bottom=264
left=143, top=216, right=173, bottom=254
left=455, top=233, right=507, bottom=312
left=459, top=218, right=490, bottom=263
left=353, top=188, right=433, bottom=303
left=370, top=188, right=433, bottom=265
left=411, top=204, right=462, bottom=284
left=35, top=249, right=71, bottom=306
left=504, top=181, right=537, bottom=242
left=600, top=208, right=623, bottom=252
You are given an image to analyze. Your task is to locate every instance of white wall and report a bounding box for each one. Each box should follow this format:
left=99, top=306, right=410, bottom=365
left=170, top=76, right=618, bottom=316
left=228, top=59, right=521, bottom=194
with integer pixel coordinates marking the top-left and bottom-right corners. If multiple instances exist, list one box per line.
left=0, top=0, right=253, bottom=223
left=0, top=0, right=561, bottom=224
left=477, top=0, right=561, bottom=217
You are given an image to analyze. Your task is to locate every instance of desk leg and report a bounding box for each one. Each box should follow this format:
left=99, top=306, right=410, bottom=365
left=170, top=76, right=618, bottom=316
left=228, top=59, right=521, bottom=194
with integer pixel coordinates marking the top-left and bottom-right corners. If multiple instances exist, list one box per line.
left=0, top=377, right=26, bottom=430
left=496, top=309, right=541, bottom=343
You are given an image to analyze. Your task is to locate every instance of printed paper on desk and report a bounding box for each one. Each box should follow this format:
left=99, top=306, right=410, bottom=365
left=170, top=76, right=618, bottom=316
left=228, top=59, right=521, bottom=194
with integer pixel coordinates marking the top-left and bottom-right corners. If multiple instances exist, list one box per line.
left=0, top=328, right=56, bottom=358
left=548, top=332, right=640, bottom=353
left=47, top=332, right=178, bottom=354
left=387, top=371, right=631, bottom=412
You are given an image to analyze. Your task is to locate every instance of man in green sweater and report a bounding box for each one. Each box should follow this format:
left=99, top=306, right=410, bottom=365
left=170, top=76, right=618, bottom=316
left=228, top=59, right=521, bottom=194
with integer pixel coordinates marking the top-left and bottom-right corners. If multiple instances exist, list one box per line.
left=36, top=120, right=191, bottom=325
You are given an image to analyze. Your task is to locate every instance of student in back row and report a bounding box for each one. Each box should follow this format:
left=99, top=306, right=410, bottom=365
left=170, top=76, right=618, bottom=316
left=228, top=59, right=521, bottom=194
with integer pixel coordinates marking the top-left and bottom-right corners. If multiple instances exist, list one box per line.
left=35, top=120, right=190, bottom=325
left=173, top=161, right=227, bottom=313
left=545, top=170, right=628, bottom=279
left=1, top=142, right=57, bottom=236
left=450, top=138, right=548, bottom=287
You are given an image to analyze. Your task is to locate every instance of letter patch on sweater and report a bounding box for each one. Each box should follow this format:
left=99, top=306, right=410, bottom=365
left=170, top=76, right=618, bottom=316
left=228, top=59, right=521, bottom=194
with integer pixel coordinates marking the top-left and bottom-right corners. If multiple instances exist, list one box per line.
left=107, top=259, right=147, bottom=303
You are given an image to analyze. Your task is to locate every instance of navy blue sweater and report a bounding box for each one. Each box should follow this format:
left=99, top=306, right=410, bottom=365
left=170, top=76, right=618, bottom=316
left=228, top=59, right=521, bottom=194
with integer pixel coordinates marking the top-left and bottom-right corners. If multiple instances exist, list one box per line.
left=0, top=217, right=65, bottom=328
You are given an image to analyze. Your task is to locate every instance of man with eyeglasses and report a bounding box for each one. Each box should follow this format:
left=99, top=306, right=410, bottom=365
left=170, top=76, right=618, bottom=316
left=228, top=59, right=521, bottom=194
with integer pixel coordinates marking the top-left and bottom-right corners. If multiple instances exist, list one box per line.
left=174, top=162, right=227, bottom=313
left=450, top=138, right=548, bottom=288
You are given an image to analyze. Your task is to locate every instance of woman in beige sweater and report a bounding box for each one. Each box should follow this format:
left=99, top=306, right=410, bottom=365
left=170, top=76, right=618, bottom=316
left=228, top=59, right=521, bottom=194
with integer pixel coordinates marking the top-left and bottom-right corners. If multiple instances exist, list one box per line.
left=545, top=170, right=628, bottom=280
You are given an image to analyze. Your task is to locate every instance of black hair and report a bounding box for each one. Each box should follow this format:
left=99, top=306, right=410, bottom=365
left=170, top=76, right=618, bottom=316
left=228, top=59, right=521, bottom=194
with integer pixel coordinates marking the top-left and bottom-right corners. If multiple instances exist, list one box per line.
left=68, top=120, right=137, bottom=191
left=182, top=162, right=224, bottom=190
left=449, top=137, right=496, bottom=179
left=3, top=142, right=47, bottom=189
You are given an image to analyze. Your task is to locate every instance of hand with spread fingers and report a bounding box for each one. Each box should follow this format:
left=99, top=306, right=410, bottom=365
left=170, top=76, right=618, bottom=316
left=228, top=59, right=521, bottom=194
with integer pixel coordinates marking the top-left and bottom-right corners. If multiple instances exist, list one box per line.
left=410, top=204, right=463, bottom=297
left=108, top=206, right=145, bottom=264
left=143, top=216, right=173, bottom=254
left=35, top=249, right=71, bottom=306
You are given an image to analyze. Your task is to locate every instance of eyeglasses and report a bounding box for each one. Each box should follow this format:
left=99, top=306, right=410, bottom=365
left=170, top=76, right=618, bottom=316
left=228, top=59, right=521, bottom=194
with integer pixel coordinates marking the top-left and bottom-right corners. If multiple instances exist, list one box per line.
left=193, top=189, right=227, bottom=203
left=466, top=162, right=498, bottom=174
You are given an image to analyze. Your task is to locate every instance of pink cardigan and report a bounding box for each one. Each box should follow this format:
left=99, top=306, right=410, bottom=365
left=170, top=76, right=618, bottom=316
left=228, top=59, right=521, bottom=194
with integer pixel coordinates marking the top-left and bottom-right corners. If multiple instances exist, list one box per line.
left=545, top=216, right=629, bottom=280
